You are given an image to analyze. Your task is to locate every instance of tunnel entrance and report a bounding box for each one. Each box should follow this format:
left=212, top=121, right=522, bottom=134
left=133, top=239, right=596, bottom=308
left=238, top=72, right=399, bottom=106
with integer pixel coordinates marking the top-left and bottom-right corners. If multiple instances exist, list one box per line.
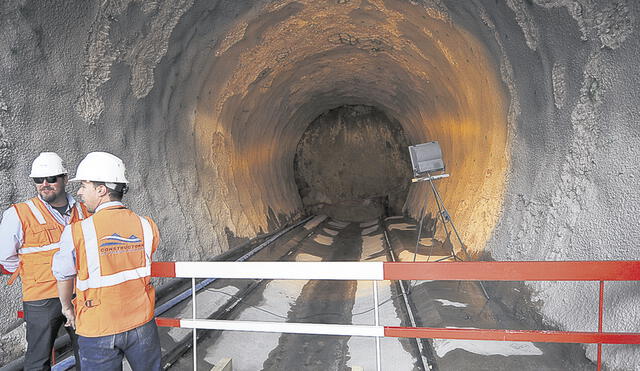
left=293, top=105, right=413, bottom=222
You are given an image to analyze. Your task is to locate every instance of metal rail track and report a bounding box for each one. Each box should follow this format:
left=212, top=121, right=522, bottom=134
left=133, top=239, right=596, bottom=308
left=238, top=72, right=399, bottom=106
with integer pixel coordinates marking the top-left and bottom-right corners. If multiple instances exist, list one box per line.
left=2, top=216, right=316, bottom=371
left=163, top=220, right=318, bottom=369
left=5, top=216, right=441, bottom=371
left=167, top=217, right=436, bottom=370
left=383, top=225, right=438, bottom=371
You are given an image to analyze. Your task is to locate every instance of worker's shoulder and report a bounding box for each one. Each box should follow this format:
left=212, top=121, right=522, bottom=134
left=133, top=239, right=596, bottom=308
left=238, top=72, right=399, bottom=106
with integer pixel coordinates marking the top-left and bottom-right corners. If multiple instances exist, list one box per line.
left=1, top=204, right=19, bottom=221
left=113, top=207, right=158, bottom=226
left=11, top=196, right=38, bottom=208
left=3, top=196, right=38, bottom=219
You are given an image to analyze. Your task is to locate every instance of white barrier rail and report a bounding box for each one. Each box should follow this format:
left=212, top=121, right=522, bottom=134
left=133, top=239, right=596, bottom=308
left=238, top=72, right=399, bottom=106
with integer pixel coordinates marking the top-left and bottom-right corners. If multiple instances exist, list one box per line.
left=150, top=260, right=640, bottom=371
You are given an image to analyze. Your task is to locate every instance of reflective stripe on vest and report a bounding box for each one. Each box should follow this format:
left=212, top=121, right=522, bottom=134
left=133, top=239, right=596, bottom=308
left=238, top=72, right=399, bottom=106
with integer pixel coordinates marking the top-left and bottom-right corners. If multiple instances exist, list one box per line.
left=76, top=216, right=153, bottom=291
left=19, top=242, right=59, bottom=255
left=75, top=203, right=84, bottom=220
left=24, top=199, right=46, bottom=225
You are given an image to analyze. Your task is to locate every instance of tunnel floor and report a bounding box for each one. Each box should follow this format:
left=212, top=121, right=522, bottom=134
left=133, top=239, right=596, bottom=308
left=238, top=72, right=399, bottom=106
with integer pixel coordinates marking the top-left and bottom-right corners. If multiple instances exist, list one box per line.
left=143, top=216, right=594, bottom=371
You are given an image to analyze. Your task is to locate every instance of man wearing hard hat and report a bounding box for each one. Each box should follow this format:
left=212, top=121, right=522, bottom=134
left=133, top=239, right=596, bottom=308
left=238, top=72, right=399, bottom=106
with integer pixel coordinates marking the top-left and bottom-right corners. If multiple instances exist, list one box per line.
left=52, top=152, right=161, bottom=370
left=0, top=152, right=88, bottom=370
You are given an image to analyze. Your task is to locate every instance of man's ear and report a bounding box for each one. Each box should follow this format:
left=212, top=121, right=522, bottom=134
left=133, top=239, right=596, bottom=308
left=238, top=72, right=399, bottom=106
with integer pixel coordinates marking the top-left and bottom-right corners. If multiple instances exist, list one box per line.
left=97, top=184, right=109, bottom=197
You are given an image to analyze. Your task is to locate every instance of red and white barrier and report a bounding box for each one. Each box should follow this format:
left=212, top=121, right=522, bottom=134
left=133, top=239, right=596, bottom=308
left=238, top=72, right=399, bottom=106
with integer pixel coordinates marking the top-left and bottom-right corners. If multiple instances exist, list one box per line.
left=8, top=260, right=640, bottom=371
left=150, top=260, right=640, bottom=371
left=151, top=260, right=640, bottom=281
left=154, top=317, right=640, bottom=344
left=157, top=318, right=384, bottom=337
left=152, top=261, right=384, bottom=280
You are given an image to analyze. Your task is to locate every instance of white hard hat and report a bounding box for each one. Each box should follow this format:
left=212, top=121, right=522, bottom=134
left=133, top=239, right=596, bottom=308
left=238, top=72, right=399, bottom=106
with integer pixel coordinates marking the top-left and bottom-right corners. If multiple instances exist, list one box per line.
left=30, top=152, right=68, bottom=177
left=70, top=152, right=129, bottom=184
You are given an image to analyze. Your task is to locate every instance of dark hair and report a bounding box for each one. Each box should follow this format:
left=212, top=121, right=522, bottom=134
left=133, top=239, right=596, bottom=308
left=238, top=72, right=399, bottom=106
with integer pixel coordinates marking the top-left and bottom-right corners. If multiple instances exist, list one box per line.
left=91, top=181, right=127, bottom=201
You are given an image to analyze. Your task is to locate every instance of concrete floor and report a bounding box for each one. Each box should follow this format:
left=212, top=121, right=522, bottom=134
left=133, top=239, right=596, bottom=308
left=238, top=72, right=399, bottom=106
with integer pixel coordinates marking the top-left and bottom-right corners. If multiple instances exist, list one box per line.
left=385, top=216, right=596, bottom=371
left=159, top=216, right=595, bottom=371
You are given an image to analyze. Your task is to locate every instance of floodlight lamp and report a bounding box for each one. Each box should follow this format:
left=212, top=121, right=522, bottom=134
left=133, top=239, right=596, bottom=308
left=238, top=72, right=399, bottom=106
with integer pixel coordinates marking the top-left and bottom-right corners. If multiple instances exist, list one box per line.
left=408, top=141, right=445, bottom=177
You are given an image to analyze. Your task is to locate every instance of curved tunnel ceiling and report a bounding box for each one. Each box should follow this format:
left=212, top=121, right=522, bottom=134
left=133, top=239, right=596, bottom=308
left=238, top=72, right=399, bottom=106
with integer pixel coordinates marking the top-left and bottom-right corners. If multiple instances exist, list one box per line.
left=1, top=1, right=639, bottom=368
left=194, top=0, right=509, bottom=255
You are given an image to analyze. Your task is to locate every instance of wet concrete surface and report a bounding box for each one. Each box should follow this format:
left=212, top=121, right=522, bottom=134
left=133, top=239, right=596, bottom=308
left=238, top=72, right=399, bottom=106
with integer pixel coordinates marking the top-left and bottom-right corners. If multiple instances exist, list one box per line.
left=384, top=216, right=596, bottom=371
left=159, top=219, right=319, bottom=370
left=165, top=217, right=423, bottom=370
left=158, top=215, right=596, bottom=370
left=262, top=221, right=361, bottom=370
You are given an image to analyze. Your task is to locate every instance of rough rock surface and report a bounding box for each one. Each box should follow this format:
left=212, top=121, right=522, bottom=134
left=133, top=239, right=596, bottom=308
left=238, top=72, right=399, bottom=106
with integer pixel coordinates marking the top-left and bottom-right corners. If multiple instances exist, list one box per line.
left=294, top=105, right=412, bottom=222
left=0, top=0, right=638, bottom=369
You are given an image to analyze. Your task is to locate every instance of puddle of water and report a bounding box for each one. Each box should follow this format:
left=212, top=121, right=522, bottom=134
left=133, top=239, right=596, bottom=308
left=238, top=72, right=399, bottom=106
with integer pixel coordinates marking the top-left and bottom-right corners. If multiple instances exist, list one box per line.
left=203, top=280, right=307, bottom=369
left=328, top=220, right=350, bottom=228
left=323, top=228, right=339, bottom=236
left=362, top=235, right=384, bottom=257
left=348, top=279, right=415, bottom=368
left=313, top=234, right=334, bottom=246
left=295, top=253, right=322, bottom=262
left=397, top=250, right=452, bottom=262
left=361, top=225, right=379, bottom=235
left=435, top=299, right=468, bottom=308
left=304, top=215, right=327, bottom=230
left=387, top=222, right=415, bottom=231
left=419, top=237, right=435, bottom=246
left=385, top=216, right=404, bottom=221
left=359, top=220, right=379, bottom=228
left=413, top=280, right=434, bottom=284
left=433, top=339, right=543, bottom=357
left=167, top=286, right=240, bottom=342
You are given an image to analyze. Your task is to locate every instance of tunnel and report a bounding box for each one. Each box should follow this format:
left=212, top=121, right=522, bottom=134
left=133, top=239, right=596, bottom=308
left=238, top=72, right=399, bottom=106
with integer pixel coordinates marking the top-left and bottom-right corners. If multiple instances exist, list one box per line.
left=1, top=0, right=639, bottom=369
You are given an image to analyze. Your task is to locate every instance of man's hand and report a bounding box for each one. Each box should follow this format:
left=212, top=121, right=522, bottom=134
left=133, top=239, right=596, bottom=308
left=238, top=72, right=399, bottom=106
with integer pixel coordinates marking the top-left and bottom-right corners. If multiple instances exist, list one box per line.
left=61, top=304, right=76, bottom=329
left=57, top=278, right=76, bottom=329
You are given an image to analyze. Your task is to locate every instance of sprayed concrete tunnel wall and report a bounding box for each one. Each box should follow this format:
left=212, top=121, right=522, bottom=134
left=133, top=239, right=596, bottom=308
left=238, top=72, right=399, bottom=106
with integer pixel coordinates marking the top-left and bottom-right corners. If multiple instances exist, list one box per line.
left=0, top=0, right=639, bottom=369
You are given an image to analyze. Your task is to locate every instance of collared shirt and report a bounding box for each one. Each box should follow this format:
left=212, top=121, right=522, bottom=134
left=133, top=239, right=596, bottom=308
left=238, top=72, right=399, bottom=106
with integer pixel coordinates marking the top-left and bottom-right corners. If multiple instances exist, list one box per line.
left=0, top=194, right=79, bottom=273
left=53, top=201, right=124, bottom=281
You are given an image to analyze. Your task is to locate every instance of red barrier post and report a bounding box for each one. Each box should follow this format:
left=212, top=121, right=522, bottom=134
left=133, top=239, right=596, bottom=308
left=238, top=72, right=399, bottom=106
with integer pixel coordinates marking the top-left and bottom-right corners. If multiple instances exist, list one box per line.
left=1, top=264, right=12, bottom=275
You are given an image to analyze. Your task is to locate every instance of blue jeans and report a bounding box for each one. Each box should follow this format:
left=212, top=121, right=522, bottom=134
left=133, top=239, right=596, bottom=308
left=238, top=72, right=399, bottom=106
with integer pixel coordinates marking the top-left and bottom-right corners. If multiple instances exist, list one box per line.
left=77, top=319, right=161, bottom=371
left=23, top=298, right=81, bottom=371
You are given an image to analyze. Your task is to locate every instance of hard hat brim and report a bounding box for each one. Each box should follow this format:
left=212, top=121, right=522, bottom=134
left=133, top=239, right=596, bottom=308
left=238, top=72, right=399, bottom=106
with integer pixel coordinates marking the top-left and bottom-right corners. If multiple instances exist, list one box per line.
left=30, top=171, right=68, bottom=178
left=69, top=177, right=129, bottom=184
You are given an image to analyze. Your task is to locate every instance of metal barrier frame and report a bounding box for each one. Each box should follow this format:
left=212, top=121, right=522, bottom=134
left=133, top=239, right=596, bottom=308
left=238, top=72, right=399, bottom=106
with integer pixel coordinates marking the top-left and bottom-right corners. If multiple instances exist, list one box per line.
left=7, top=260, right=640, bottom=370
left=151, top=261, right=640, bottom=371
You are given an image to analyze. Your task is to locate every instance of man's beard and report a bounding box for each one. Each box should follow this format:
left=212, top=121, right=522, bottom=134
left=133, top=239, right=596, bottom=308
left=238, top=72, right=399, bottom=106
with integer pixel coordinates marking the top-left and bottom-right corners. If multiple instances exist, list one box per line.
left=39, top=187, right=64, bottom=203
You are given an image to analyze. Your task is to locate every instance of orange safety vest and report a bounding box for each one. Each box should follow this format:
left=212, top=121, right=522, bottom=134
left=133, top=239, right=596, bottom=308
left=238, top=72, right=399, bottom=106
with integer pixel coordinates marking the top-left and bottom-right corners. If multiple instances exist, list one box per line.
left=72, top=205, right=159, bottom=337
left=11, top=197, right=89, bottom=301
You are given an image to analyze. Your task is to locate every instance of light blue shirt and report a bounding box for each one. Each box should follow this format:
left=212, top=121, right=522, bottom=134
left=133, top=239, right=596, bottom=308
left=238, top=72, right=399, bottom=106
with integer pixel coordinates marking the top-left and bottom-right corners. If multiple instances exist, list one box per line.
left=52, top=201, right=124, bottom=281
left=0, top=194, right=79, bottom=273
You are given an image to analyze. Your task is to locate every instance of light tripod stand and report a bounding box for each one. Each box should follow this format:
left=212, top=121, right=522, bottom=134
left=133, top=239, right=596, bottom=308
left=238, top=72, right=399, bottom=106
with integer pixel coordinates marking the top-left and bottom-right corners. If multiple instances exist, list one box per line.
left=408, top=142, right=489, bottom=299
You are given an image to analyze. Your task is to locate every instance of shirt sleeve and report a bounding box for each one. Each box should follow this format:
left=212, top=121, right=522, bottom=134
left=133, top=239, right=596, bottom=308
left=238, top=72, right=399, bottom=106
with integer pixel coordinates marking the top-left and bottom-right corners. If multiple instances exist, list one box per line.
left=147, top=217, right=160, bottom=256
left=0, top=207, right=23, bottom=273
left=52, top=225, right=77, bottom=281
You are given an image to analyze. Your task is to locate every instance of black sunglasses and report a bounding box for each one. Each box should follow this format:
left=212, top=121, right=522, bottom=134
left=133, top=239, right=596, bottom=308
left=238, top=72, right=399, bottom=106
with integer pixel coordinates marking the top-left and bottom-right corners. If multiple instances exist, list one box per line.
left=33, top=174, right=64, bottom=184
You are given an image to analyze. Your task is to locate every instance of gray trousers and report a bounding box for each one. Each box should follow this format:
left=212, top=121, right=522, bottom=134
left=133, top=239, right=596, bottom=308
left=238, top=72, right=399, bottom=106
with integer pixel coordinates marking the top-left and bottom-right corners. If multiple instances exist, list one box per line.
left=23, top=298, right=81, bottom=371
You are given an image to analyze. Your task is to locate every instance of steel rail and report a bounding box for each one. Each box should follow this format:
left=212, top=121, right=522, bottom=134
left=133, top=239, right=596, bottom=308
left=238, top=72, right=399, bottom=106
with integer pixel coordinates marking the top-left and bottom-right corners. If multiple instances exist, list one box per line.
left=11, top=216, right=315, bottom=371
left=383, top=227, right=435, bottom=371
left=161, top=226, right=318, bottom=369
